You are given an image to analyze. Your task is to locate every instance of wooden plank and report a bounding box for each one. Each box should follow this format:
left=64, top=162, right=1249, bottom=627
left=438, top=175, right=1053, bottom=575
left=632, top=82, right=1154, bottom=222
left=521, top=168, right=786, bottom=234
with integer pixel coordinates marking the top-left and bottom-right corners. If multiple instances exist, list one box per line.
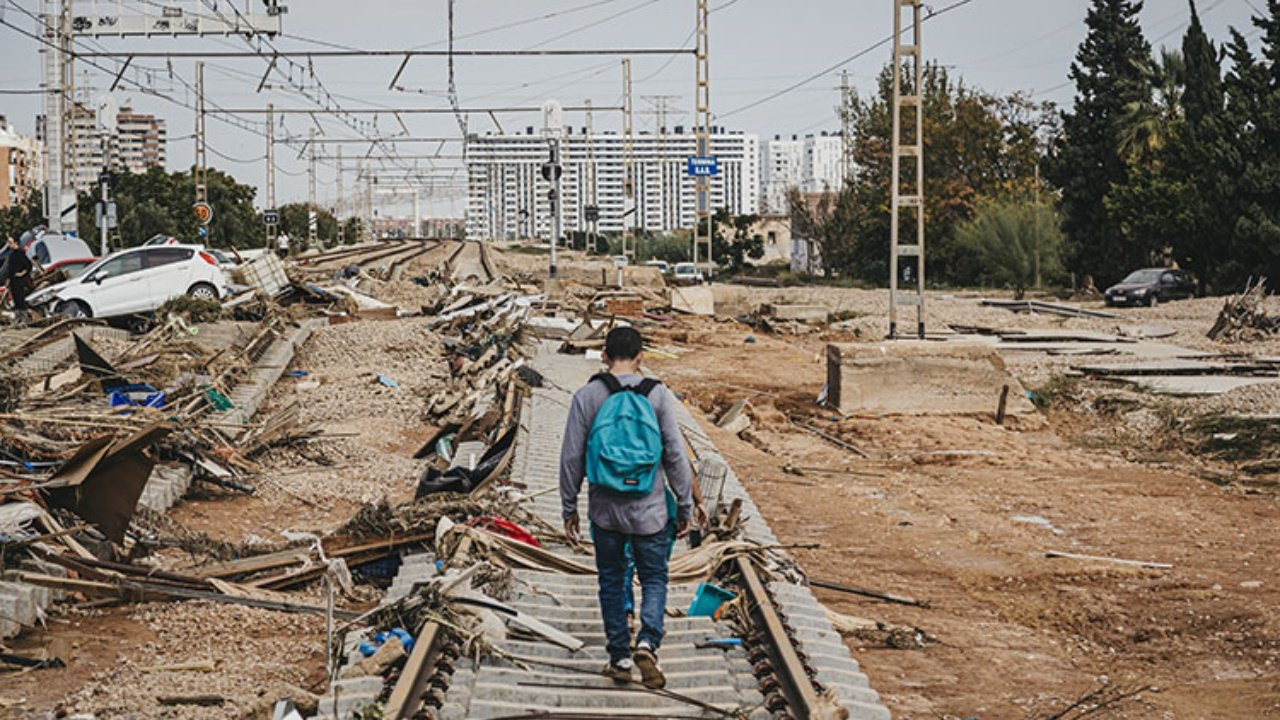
left=1045, top=550, right=1172, bottom=570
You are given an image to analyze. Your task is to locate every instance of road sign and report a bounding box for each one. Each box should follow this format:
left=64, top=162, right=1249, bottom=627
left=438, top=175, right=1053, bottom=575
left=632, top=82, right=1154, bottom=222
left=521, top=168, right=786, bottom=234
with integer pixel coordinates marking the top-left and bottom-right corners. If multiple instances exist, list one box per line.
left=193, top=202, right=214, bottom=225
left=95, top=201, right=117, bottom=229
left=263, top=209, right=280, bottom=225
left=584, top=205, right=600, bottom=222
left=687, top=156, right=719, bottom=177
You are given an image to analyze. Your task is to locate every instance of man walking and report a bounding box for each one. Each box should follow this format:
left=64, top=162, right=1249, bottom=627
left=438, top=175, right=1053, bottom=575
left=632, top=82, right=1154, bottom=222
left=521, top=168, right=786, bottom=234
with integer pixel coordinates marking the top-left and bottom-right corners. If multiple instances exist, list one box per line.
left=560, top=326, right=693, bottom=688
left=2, top=236, right=33, bottom=325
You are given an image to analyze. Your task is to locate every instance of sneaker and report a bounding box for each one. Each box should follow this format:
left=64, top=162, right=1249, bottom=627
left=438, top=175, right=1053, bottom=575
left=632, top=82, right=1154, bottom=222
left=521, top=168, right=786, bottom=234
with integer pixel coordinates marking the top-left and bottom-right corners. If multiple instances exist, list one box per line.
left=603, top=657, right=633, bottom=683
left=632, top=641, right=666, bottom=689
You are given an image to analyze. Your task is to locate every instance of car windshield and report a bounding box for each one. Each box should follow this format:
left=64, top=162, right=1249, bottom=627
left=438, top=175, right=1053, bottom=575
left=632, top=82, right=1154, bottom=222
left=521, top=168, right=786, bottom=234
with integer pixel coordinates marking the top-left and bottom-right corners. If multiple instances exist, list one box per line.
left=1121, top=269, right=1164, bottom=284
left=62, top=261, right=93, bottom=278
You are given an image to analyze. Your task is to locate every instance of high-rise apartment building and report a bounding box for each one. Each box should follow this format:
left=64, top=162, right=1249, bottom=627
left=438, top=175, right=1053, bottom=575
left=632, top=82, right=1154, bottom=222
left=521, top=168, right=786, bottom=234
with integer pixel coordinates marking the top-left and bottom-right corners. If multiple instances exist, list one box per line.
left=37, top=103, right=166, bottom=190
left=759, top=133, right=844, bottom=214
left=465, top=127, right=759, bottom=241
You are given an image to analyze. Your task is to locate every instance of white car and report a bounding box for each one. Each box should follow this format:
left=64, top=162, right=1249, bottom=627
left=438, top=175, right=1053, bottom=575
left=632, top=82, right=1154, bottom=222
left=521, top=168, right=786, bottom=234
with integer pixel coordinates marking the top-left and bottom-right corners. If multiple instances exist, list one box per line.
left=28, top=245, right=227, bottom=319
left=672, top=262, right=706, bottom=285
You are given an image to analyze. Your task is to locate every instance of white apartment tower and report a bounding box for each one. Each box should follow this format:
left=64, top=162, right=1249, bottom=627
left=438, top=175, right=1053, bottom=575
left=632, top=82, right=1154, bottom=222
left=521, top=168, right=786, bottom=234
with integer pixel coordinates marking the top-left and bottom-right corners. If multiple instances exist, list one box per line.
left=466, top=127, right=759, bottom=241
left=759, top=133, right=844, bottom=214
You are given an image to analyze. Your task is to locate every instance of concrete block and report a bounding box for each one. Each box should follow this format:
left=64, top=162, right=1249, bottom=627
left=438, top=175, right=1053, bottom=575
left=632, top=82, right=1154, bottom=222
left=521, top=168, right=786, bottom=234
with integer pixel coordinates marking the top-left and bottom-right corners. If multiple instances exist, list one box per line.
left=765, top=303, right=830, bottom=323
left=826, top=341, right=1036, bottom=416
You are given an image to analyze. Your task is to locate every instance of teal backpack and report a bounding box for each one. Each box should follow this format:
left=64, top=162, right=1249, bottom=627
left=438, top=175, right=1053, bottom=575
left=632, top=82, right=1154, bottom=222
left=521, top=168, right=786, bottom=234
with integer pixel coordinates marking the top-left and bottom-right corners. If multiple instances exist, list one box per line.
left=586, top=374, right=664, bottom=495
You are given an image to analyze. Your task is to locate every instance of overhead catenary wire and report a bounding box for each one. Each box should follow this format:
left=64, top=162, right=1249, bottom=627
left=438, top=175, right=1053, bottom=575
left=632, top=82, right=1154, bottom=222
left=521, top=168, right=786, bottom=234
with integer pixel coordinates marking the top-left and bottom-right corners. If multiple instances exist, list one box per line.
left=717, top=0, right=976, bottom=120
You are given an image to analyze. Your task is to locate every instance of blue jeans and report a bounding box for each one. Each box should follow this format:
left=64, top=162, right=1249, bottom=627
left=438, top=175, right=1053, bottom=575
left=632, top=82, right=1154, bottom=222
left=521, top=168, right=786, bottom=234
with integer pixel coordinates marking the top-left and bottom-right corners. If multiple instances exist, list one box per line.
left=592, top=523, right=669, bottom=663
left=623, top=520, right=676, bottom=615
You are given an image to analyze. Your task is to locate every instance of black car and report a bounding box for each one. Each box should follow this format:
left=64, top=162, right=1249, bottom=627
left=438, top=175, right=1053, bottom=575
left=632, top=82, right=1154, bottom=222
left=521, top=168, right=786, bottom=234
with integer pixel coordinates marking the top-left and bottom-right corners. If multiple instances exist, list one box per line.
left=1105, top=268, right=1196, bottom=307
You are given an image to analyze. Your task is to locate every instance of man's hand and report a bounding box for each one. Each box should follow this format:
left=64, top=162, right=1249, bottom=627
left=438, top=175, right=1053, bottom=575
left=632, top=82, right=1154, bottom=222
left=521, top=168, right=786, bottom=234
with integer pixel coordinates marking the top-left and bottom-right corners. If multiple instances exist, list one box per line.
left=676, top=516, right=691, bottom=538
left=564, top=512, right=580, bottom=544
left=693, top=502, right=709, bottom=530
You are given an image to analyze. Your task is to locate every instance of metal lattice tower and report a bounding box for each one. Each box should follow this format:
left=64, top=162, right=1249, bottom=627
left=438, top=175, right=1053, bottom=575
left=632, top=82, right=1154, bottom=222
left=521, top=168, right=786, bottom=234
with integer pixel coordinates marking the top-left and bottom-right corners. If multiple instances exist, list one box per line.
left=195, top=61, right=209, bottom=204
left=644, top=94, right=679, bottom=230
left=621, top=59, right=636, bottom=258
left=889, top=0, right=925, bottom=339
left=265, top=103, right=277, bottom=246
left=693, top=0, right=711, bottom=267
left=840, top=70, right=855, bottom=184
left=41, top=0, right=77, bottom=232
left=584, top=99, right=599, bottom=252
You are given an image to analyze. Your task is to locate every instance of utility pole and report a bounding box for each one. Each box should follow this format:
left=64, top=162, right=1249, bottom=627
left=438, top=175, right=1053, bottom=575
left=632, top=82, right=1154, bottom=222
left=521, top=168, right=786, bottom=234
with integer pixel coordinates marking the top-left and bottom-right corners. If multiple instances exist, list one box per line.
left=97, top=170, right=110, bottom=256
left=840, top=70, right=855, bottom=184
left=584, top=99, right=599, bottom=253
left=888, top=0, right=925, bottom=339
left=265, top=103, right=278, bottom=247
left=542, top=101, right=564, bottom=279
left=42, top=0, right=77, bottom=234
left=195, top=62, right=209, bottom=205
left=365, top=171, right=375, bottom=241
left=622, top=59, right=636, bottom=259
left=308, top=128, right=319, bottom=249
left=336, top=146, right=345, bottom=227
left=693, top=0, right=712, bottom=268
left=412, top=190, right=422, bottom=238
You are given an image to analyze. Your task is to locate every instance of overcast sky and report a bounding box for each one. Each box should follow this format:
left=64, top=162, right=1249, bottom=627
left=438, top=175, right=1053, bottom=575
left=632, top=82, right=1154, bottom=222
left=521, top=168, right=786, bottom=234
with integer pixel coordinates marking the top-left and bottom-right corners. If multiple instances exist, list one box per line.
left=0, top=0, right=1263, bottom=218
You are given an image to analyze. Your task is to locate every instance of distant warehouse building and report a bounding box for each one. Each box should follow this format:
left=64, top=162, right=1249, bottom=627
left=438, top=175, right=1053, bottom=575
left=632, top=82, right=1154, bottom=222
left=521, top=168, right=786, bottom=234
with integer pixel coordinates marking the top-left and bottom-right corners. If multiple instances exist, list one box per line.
left=465, top=127, right=759, bottom=241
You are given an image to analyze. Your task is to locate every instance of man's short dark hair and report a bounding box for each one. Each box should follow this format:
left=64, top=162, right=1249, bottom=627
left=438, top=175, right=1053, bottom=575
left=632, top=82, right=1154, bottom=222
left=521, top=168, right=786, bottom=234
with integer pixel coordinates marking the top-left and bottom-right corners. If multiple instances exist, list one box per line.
left=604, top=326, right=644, bottom=361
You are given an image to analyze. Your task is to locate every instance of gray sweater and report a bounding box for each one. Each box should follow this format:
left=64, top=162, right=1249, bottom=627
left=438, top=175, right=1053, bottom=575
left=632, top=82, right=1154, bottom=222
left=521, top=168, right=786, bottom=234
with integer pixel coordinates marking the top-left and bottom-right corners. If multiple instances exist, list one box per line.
left=559, top=372, right=693, bottom=536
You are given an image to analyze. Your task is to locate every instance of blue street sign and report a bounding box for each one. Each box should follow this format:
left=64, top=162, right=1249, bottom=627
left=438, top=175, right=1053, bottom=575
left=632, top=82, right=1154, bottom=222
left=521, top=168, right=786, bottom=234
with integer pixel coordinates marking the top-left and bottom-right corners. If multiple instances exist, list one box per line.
left=687, top=156, right=719, bottom=177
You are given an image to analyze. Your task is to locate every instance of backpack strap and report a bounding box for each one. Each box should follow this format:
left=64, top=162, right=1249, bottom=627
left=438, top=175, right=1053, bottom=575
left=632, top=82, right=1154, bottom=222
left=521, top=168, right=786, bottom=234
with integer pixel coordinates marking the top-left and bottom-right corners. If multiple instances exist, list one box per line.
left=590, top=372, right=624, bottom=394
left=591, top=373, right=661, bottom=397
left=631, top=378, right=662, bottom=397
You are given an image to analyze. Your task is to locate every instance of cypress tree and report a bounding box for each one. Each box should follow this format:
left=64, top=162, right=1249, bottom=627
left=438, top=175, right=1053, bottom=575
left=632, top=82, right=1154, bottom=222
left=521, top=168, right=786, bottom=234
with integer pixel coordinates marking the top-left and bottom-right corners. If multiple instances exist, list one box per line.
left=1044, top=0, right=1153, bottom=286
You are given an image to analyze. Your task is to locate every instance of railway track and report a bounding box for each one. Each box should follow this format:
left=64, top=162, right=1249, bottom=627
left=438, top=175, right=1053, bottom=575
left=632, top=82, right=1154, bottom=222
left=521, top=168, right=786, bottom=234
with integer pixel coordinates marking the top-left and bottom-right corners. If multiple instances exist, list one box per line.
left=299, top=238, right=456, bottom=277
left=317, top=350, right=890, bottom=720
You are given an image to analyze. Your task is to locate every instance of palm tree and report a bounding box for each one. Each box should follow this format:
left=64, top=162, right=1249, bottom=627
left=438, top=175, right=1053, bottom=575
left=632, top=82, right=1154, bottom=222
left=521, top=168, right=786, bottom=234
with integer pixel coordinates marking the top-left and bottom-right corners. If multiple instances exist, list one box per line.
left=1117, top=48, right=1186, bottom=163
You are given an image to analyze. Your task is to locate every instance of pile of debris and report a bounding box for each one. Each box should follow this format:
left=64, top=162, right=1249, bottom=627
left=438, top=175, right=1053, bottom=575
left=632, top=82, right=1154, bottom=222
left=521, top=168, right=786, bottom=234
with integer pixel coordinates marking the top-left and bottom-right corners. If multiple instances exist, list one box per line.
left=1207, top=277, right=1280, bottom=342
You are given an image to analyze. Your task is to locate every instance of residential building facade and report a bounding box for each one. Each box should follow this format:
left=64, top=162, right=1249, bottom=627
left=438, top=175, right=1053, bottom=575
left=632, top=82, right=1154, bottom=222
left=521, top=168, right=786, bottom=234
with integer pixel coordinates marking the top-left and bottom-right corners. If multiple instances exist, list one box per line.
left=0, top=116, right=44, bottom=210
left=37, top=103, right=166, bottom=191
left=465, top=127, right=759, bottom=241
left=759, top=133, right=844, bottom=214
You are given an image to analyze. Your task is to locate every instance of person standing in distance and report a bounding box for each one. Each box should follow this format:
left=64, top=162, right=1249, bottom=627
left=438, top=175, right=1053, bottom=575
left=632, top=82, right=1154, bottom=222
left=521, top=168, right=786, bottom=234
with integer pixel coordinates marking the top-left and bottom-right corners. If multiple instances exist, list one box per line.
left=559, top=326, right=693, bottom=688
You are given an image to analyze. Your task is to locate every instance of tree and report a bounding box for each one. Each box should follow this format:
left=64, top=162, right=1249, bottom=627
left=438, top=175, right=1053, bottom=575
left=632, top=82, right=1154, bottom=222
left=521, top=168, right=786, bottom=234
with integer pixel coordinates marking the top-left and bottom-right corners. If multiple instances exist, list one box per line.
left=956, top=198, right=1065, bottom=297
left=0, top=191, right=45, bottom=242
left=73, top=166, right=265, bottom=251
left=1117, top=48, right=1185, bottom=163
left=1220, top=3, right=1280, bottom=287
left=708, top=208, right=764, bottom=272
left=1044, top=0, right=1153, bottom=286
left=278, top=203, right=339, bottom=249
left=816, top=62, right=1051, bottom=284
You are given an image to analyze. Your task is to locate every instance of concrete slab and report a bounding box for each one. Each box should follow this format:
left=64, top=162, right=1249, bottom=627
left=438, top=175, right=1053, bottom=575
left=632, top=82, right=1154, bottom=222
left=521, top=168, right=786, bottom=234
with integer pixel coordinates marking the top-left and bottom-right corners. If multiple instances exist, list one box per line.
left=765, top=303, right=830, bottom=323
left=827, top=342, right=1036, bottom=416
left=1112, top=375, right=1280, bottom=396
left=670, top=286, right=714, bottom=316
